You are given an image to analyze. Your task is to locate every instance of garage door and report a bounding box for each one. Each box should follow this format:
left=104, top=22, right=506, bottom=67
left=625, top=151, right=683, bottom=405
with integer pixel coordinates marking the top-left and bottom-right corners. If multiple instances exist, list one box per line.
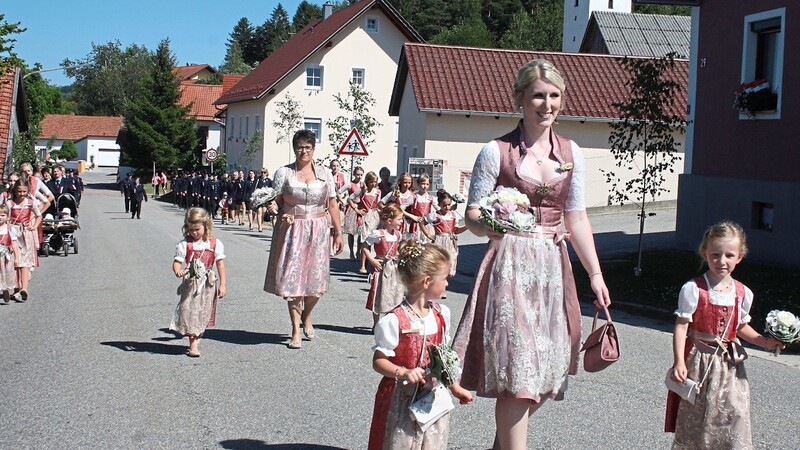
left=96, top=149, right=120, bottom=167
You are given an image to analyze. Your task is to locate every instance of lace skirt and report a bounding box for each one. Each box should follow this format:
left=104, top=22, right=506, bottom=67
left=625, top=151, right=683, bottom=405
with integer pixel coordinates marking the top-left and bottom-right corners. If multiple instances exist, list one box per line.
left=433, top=233, right=458, bottom=277
left=15, top=227, right=39, bottom=269
left=264, top=214, right=331, bottom=298
left=0, top=251, right=16, bottom=290
left=672, top=345, right=752, bottom=450
left=170, top=271, right=218, bottom=336
left=342, top=207, right=359, bottom=235
left=454, top=234, right=570, bottom=401
left=366, top=259, right=404, bottom=314
left=358, top=210, right=380, bottom=241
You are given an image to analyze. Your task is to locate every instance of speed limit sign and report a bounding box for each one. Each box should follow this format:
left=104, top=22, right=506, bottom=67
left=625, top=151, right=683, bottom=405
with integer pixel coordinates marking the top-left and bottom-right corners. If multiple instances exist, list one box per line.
left=206, top=148, right=218, bottom=162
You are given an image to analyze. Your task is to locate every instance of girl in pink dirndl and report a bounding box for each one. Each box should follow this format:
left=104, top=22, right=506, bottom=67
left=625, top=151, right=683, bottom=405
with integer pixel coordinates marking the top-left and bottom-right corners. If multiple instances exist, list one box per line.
left=368, top=240, right=472, bottom=450
left=341, top=167, right=364, bottom=260
left=350, top=171, right=381, bottom=274
left=363, top=204, right=405, bottom=325
left=380, top=172, right=415, bottom=237
left=0, top=205, right=20, bottom=304
left=265, top=130, right=344, bottom=349
left=7, top=179, right=42, bottom=302
left=450, top=60, right=610, bottom=449
left=170, top=207, right=227, bottom=357
left=406, top=174, right=434, bottom=241
left=430, top=190, right=467, bottom=278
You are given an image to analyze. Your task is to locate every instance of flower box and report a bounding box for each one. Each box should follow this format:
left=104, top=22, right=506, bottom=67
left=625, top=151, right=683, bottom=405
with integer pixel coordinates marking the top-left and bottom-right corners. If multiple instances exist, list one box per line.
left=734, top=79, right=778, bottom=116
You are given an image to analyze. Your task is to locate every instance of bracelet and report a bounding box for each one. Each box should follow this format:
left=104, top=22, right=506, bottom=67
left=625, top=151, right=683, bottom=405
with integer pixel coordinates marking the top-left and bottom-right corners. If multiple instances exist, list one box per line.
left=331, top=229, right=342, bottom=237
left=394, top=367, right=404, bottom=381
left=589, top=272, right=603, bottom=278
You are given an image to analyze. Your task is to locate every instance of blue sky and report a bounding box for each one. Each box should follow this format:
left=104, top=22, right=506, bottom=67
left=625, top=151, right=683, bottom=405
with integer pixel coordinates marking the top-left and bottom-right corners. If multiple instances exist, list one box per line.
left=3, top=0, right=307, bottom=86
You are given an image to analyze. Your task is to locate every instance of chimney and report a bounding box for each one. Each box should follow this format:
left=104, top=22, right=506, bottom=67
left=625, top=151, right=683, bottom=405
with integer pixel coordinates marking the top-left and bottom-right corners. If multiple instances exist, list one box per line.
left=323, top=1, right=333, bottom=19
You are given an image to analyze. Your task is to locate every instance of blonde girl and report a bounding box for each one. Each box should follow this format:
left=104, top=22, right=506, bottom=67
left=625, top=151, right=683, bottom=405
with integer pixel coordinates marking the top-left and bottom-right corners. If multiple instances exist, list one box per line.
left=0, top=205, right=20, bottom=304
left=341, top=166, right=365, bottom=260
left=666, top=221, right=783, bottom=447
left=380, top=172, right=415, bottom=235
left=170, top=207, right=227, bottom=357
left=368, top=240, right=473, bottom=450
left=7, top=179, right=41, bottom=302
left=363, top=204, right=405, bottom=325
left=431, top=190, right=467, bottom=282
left=407, top=174, right=435, bottom=240
left=348, top=171, right=381, bottom=273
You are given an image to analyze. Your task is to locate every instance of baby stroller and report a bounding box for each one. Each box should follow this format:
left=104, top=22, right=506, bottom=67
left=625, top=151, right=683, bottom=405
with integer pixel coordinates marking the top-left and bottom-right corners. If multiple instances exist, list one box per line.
left=41, top=194, right=80, bottom=257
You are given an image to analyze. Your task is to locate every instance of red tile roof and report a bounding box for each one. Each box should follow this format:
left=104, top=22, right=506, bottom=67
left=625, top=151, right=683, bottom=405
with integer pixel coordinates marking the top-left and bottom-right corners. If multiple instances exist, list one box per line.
left=216, top=0, right=423, bottom=105
left=172, top=64, right=217, bottom=82
left=179, top=82, right=224, bottom=121
left=222, top=74, right=246, bottom=95
left=40, top=114, right=123, bottom=141
left=390, top=43, right=689, bottom=121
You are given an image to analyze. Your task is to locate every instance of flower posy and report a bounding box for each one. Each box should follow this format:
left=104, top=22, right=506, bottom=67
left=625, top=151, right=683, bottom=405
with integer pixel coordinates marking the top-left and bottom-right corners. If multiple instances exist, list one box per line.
left=187, top=259, right=207, bottom=279
left=765, top=309, right=800, bottom=355
left=428, top=343, right=461, bottom=387
left=452, top=193, right=466, bottom=204
left=478, top=186, right=536, bottom=233
left=250, top=187, right=278, bottom=207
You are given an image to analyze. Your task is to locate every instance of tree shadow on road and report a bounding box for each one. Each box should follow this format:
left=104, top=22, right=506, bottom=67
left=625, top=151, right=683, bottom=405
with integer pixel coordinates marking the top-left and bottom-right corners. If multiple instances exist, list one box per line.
left=219, top=439, right=346, bottom=450
left=100, top=340, right=186, bottom=355
left=202, top=329, right=287, bottom=346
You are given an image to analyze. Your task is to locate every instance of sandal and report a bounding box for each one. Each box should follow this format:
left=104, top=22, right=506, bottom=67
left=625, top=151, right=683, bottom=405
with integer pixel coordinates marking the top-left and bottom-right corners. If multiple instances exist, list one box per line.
left=287, top=341, right=302, bottom=349
left=186, top=349, right=201, bottom=357
left=303, top=328, right=315, bottom=341
left=2, top=290, right=9, bottom=304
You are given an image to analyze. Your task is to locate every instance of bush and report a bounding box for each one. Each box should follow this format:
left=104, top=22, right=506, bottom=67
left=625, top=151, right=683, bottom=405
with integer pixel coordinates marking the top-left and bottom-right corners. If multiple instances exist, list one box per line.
left=52, top=140, right=78, bottom=161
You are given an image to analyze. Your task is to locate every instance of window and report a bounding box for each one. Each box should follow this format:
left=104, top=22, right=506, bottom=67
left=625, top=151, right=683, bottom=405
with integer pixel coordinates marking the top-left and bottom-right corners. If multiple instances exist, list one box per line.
left=351, top=68, right=365, bottom=88
left=740, top=8, right=785, bottom=119
left=239, top=116, right=243, bottom=139
left=305, top=66, right=323, bottom=90
left=244, top=116, right=249, bottom=137
left=366, top=16, right=379, bottom=33
left=394, top=121, right=399, bottom=146
left=229, top=117, right=236, bottom=140
left=255, top=115, right=260, bottom=132
left=608, top=0, right=613, bottom=8
left=303, top=118, right=322, bottom=143
left=752, top=201, right=774, bottom=231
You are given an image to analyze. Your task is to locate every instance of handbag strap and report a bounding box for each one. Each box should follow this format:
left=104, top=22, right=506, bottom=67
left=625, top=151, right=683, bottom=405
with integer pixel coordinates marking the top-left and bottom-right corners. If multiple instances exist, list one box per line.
left=590, top=304, right=613, bottom=331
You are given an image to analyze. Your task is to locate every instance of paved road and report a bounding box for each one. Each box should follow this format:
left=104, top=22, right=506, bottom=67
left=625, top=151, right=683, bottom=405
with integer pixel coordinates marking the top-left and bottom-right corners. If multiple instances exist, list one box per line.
left=1, top=169, right=797, bottom=450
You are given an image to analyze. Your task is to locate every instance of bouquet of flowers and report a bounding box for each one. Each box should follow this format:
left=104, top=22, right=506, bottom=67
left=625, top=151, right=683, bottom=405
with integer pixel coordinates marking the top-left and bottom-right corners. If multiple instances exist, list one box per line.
left=765, top=309, right=800, bottom=356
left=250, top=187, right=278, bottom=208
left=452, top=193, right=466, bottom=204
left=478, top=186, right=536, bottom=233
left=187, top=258, right=207, bottom=279
left=427, top=343, right=461, bottom=387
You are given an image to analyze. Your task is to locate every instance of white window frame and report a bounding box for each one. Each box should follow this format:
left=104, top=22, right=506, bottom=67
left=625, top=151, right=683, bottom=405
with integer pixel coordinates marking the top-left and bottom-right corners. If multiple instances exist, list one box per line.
left=303, top=117, right=323, bottom=143
left=740, top=8, right=785, bottom=120
left=305, top=65, right=324, bottom=91
left=351, top=68, right=365, bottom=88
left=365, top=16, right=379, bottom=33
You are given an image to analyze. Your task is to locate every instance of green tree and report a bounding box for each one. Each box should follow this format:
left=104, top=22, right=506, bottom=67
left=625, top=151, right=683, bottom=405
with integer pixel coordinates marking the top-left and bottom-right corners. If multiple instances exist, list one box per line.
left=633, top=5, right=690, bottom=15
left=324, top=81, right=381, bottom=167
left=52, top=139, right=78, bottom=161
left=240, top=129, right=263, bottom=169
left=120, top=39, right=198, bottom=172
left=602, top=54, right=686, bottom=277
left=430, top=19, right=494, bottom=47
left=292, top=1, right=322, bottom=30
left=409, top=0, right=453, bottom=40
left=63, top=41, right=153, bottom=116
left=23, top=65, right=77, bottom=126
left=267, top=4, right=292, bottom=54
left=272, top=93, right=303, bottom=160
left=482, top=0, right=525, bottom=41
left=499, top=2, right=562, bottom=51
left=228, top=18, right=254, bottom=56
left=10, top=131, right=36, bottom=169
left=219, top=41, right=251, bottom=75
left=0, top=14, right=25, bottom=72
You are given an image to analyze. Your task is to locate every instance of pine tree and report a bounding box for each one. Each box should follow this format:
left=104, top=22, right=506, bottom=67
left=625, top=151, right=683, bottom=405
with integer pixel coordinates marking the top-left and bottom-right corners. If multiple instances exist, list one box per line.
left=229, top=18, right=255, bottom=65
left=482, top=0, right=525, bottom=41
left=499, top=2, right=562, bottom=51
left=430, top=19, right=494, bottom=47
left=120, top=39, right=198, bottom=172
left=267, top=4, right=292, bottom=54
left=292, top=1, right=322, bottom=31
left=219, top=41, right=251, bottom=75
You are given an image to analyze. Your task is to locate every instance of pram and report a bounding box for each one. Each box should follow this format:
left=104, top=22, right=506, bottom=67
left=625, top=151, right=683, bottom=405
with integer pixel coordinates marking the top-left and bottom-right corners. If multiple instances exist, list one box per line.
left=41, top=194, right=80, bottom=257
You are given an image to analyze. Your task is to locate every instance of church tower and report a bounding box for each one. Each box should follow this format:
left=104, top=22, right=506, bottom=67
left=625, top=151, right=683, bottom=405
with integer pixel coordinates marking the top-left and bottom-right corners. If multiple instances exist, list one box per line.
left=562, top=0, right=632, bottom=52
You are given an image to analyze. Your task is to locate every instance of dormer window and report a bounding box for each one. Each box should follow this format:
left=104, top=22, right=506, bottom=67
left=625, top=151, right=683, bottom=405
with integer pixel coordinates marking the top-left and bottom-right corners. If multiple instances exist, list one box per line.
left=366, top=16, right=379, bottom=33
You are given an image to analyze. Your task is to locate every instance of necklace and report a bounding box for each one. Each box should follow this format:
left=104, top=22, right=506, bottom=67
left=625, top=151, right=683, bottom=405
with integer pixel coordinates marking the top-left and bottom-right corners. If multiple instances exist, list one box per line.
left=709, top=277, right=732, bottom=293
left=531, top=148, right=549, bottom=165
left=404, top=300, right=428, bottom=320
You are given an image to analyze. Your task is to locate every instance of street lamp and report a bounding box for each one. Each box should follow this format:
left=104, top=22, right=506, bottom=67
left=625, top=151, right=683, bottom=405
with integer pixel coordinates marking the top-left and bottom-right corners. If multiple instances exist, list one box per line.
left=23, top=62, right=91, bottom=79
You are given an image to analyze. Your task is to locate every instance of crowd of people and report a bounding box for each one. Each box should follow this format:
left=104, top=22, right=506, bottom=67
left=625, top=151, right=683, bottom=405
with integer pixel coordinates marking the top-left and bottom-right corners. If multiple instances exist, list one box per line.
left=0, top=162, right=83, bottom=305
left=164, top=59, right=785, bottom=450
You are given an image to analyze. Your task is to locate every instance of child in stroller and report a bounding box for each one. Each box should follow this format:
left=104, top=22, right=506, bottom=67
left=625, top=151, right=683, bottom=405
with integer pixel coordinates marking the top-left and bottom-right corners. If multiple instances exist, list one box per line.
left=42, top=205, right=79, bottom=256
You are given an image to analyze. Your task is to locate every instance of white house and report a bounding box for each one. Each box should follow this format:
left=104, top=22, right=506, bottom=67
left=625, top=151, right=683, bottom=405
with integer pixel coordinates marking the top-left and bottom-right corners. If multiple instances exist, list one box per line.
left=214, top=0, right=423, bottom=174
left=37, top=114, right=123, bottom=168
left=389, top=43, right=689, bottom=206
left=178, top=81, right=225, bottom=162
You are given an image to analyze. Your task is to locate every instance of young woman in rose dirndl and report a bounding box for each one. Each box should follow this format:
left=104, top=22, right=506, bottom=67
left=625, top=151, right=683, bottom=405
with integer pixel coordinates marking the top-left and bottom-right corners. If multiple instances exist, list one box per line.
left=406, top=174, right=435, bottom=241
left=7, top=179, right=41, bottom=302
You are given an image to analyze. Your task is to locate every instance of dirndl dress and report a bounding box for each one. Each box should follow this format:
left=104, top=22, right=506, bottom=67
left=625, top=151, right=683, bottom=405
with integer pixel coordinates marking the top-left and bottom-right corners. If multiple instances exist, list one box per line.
left=0, top=225, right=17, bottom=290
left=342, top=181, right=363, bottom=236
left=7, top=198, right=40, bottom=269
left=170, top=238, right=224, bottom=336
left=264, top=163, right=335, bottom=298
left=357, top=189, right=381, bottom=241
left=432, top=212, right=459, bottom=277
left=364, top=229, right=404, bottom=314
left=408, top=193, right=434, bottom=240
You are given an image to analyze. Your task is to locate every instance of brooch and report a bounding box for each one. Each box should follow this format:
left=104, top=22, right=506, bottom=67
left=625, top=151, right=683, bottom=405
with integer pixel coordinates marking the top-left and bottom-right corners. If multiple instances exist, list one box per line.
left=558, top=162, right=574, bottom=172
left=535, top=185, right=551, bottom=198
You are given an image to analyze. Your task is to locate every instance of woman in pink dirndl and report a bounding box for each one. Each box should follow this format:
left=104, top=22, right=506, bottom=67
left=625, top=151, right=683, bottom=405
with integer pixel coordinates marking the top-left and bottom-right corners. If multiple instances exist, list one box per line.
left=451, top=59, right=611, bottom=449
left=265, top=129, right=344, bottom=349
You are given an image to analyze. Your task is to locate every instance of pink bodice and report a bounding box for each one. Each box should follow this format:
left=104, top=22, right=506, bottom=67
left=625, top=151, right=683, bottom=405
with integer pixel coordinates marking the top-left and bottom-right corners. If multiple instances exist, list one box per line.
left=434, top=213, right=456, bottom=234
left=373, top=230, right=401, bottom=258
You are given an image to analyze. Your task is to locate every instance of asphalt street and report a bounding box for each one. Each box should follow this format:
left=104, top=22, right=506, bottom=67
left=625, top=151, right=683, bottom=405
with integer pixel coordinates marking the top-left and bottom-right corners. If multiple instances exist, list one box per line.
left=1, top=168, right=797, bottom=450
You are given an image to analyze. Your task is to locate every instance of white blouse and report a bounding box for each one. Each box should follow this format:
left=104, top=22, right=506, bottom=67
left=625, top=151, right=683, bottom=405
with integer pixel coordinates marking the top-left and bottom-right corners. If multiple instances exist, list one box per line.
left=674, top=274, right=753, bottom=325
left=174, top=238, right=226, bottom=264
left=273, top=165, right=336, bottom=198
left=467, top=139, right=586, bottom=212
left=364, top=229, right=400, bottom=245
left=373, top=303, right=452, bottom=357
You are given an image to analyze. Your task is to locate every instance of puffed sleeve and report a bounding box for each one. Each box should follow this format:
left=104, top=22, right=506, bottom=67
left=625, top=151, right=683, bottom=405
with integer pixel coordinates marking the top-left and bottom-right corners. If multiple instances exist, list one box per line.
left=31, top=201, right=42, bottom=217
left=272, top=166, right=288, bottom=194
left=325, top=168, right=336, bottom=198
left=564, top=141, right=586, bottom=212
left=381, top=192, right=395, bottom=204
left=372, top=313, right=400, bottom=357
left=675, top=280, right=699, bottom=320
left=214, top=239, right=226, bottom=261
left=174, top=240, right=188, bottom=263
left=440, top=304, right=453, bottom=345
left=739, top=285, right=754, bottom=325
left=467, top=141, right=500, bottom=207
left=364, top=230, right=383, bottom=245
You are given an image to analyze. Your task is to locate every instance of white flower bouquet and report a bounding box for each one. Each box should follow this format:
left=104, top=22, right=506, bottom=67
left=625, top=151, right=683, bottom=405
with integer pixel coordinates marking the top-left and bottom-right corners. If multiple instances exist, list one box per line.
left=250, top=187, right=278, bottom=208
left=452, top=193, right=466, bottom=204
left=428, top=343, right=461, bottom=387
left=187, top=259, right=207, bottom=279
left=765, top=309, right=800, bottom=356
left=478, top=186, right=536, bottom=233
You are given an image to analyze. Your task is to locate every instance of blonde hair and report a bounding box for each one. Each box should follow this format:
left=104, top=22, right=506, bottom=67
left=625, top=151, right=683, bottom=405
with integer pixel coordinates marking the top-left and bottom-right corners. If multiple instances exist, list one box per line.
left=379, top=203, right=404, bottom=221
left=416, top=173, right=430, bottom=189
left=513, top=59, right=566, bottom=109
left=364, top=171, right=378, bottom=184
left=699, top=220, right=748, bottom=259
left=0, top=204, right=8, bottom=215
left=183, top=207, right=213, bottom=240
left=397, top=239, right=450, bottom=287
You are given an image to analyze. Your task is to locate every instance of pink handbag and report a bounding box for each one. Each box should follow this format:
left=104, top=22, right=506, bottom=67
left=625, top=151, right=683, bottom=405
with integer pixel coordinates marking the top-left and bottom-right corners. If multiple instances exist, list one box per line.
left=581, top=305, right=620, bottom=372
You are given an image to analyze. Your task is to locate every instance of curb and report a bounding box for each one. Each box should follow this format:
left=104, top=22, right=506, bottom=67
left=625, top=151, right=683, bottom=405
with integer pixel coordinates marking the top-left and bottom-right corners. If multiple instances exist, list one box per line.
left=586, top=200, right=677, bottom=216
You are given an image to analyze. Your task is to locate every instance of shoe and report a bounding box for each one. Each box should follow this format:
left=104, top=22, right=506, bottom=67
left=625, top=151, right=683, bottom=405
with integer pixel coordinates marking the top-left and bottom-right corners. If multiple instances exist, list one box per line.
left=2, top=290, right=9, bottom=304
left=186, top=349, right=201, bottom=357
left=303, top=328, right=315, bottom=341
left=441, top=294, right=448, bottom=299
left=358, top=268, right=368, bottom=274
left=19, top=290, right=27, bottom=302
left=287, top=341, right=302, bottom=349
